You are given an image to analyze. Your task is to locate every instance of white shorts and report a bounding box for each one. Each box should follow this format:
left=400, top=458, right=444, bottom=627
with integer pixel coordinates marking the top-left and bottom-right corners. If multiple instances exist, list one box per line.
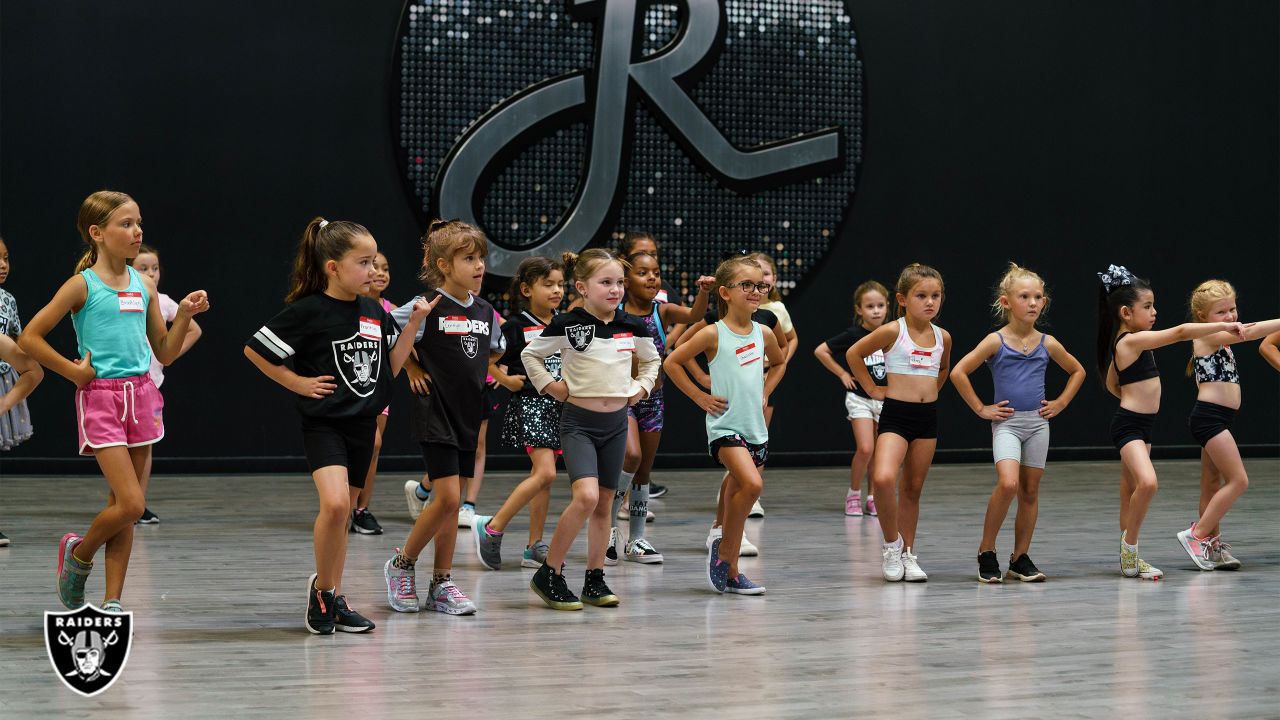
left=992, top=411, right=1050, bottom=469
left=844, top=392, right=883, bottom=423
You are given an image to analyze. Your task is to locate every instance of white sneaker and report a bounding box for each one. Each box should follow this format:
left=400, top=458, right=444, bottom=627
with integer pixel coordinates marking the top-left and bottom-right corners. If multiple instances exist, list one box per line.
left=605, top=527, right=619, bottom=566
left=404, top=480, right=427, bottom=520
left=748, top=499, right=764, bottom=518
left=624, top=537, right=664, bottom=564
left=1176, top=524, right=1216, bottom=571
left=617, top=506, right=655, bottom=522
left=739, top=532, right=759, bottom=557
left=882, top=542, right=905, bottom=582
left=902, top=547, right=928, bottom=582
left=705, top=526, right=723, bottom=550
left=457, top=505, right=476, bottom=528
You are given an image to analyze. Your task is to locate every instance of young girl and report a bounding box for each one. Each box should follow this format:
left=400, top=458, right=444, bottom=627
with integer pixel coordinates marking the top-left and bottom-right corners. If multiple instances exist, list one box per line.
left=1094, top=264, right=1245, bottom=580
left=130, top=244, right=204, bottom=525
left=950, top=264, right=1085, bottom=583
left=665, top=255, right=785, bottom=594
left=745, top=252, right=797, bottom=518
left=383, top=220, right=505, bottom=616
left=611, top=251, right=712, bottom=565
left=847, top=263, right=951, bottom=582
left=0, top=235, right=36, bottom=456
left=350, top=251, right=396, bottom=536
left=814, top=280, right=890, bottom=516
left=246, top=217, right=424, bottom=634
left=1177, top=280, right=1280, bottom=571
left=20, top=191, right=208, bottom=613
left=0, top=331, right=44, bottom=547
left=1260, top=330, right=1280, bottom=371
left=521, top=249, right=660, bottom=610
left=472, top=256, right=565, bottom=570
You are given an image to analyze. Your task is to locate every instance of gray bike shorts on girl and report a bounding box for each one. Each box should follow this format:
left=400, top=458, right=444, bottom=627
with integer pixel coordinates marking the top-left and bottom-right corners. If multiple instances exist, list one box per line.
left=991, top=410, right=1049, bottom=469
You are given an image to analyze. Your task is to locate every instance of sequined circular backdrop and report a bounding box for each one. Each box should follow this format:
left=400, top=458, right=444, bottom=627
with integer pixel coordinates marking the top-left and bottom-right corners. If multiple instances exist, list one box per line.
left=395, top=1, right=862, bottom=306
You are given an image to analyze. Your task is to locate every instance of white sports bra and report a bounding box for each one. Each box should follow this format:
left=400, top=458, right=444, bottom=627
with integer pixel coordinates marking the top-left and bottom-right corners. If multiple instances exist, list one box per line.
left=883, top=317, right=944, bottom=378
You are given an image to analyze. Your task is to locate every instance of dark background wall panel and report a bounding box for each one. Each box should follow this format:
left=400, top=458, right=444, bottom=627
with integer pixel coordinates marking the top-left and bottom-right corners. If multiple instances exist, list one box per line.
left=1, top=2, right=1275, bottom=472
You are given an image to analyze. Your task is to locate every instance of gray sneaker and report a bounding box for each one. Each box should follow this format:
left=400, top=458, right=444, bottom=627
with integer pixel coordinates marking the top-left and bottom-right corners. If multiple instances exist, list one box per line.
left=522, top=540, right=550, bottom=569
left=384, top=550, right=419, bottom=613
left=1211, top=538, right=1242, bottom=570
left=472, top=515, right=502, bottom=570
left=428, top=579, right=477, bottom=615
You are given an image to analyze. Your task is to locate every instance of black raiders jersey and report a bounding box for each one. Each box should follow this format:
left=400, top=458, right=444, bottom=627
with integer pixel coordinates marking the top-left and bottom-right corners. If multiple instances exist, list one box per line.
left=824, top=323, right=888, bottom=398
left=246, top=293, right=400, bottom=418
left=522, top=306, right=660, bottom=399
left=496, top=310, right=562, bottom=395
left=392, top=289, right=505, bottom=449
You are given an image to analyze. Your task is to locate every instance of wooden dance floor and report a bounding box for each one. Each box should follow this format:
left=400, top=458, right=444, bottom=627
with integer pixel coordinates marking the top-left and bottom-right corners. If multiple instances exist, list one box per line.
left=1, top=458, right=1276, bottom=718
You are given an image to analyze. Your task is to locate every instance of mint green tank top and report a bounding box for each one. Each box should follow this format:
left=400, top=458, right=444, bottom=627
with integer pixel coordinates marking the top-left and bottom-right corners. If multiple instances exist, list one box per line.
left=70, top=266, right=153, bottom=379
left=706, top=320, right=768, bottom=444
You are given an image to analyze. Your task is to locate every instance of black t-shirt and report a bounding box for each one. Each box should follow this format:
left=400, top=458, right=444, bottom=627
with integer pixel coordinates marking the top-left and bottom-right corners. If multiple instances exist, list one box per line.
left=392, top=290, right=505, bottom=450
left=246, top=293, right=400, bottom=419
left=825, top=323, right=888, bottom=398
left=497, top=309, right=562, bottom=395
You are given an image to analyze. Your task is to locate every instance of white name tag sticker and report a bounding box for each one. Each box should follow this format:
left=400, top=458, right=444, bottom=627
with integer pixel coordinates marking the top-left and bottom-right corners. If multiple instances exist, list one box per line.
left=655, top=289, right=669, bottom=304
left=359, top=316, right=381, bottom=340
left=614, top=332, right=635, bottom=352
left=909, top=349, right=934, bottom=369
left=441, top=316, right=471, bottom=335
left=523, top=325, right=545, bottom=343
left=118, top=292, right=144, bottom=313
left=736, top=341, right=762, bottom=366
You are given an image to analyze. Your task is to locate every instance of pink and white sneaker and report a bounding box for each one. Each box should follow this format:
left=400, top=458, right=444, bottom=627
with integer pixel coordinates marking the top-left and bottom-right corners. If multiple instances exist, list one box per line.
left=845, top=492, right=863, bottom=516
left=865, top=496, right=878, bottom=516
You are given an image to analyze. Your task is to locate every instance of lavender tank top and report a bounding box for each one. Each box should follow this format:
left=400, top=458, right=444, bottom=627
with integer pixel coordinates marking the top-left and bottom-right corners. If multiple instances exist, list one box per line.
left=985, top=332, right=1049, bottom=412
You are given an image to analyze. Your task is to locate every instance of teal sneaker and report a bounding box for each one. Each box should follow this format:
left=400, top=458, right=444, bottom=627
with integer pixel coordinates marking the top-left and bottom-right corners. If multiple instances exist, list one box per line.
left=522, top=540, right=550, bottom=569
left=57, top=533, right=91, bottom=609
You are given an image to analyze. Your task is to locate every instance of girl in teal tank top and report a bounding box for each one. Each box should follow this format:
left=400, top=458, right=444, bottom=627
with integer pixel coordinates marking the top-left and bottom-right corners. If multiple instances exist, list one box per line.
left=664, top=256, right=786, bottom=595
left=18, top=191, right=209, bottom=611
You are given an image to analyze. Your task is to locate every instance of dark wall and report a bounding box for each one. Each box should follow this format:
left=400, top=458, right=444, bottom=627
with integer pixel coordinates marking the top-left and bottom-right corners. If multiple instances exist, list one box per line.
left=1, top=2, right=1276, bottom=472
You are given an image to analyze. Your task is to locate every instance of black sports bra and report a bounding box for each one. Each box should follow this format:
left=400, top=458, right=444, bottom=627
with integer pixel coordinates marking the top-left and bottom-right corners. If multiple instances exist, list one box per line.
left=1113, top=333, right=1159, bottom=385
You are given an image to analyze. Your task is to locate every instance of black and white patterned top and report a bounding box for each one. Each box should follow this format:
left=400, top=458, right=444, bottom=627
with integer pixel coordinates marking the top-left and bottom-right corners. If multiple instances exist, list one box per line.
left=0, top=288, right=20, bottom=375
left=1192, top=345, right=1240, bottom=385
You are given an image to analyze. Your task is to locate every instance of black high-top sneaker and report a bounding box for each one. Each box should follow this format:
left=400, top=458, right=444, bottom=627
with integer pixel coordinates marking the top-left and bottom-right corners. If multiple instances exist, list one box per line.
left=581, top=568, right=620, bottom=607
left=530, top=563, right=583, bottom=611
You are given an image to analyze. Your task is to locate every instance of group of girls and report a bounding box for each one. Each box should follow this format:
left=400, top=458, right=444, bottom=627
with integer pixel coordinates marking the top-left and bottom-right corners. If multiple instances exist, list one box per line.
left=11, top=190, right=1280, bottom=635
left=830, top=261, right=1277, bottom=584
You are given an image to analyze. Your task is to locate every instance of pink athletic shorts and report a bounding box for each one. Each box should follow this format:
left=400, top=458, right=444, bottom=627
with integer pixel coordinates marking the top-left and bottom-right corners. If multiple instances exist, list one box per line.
left=76, top=374, right=164, bottom=456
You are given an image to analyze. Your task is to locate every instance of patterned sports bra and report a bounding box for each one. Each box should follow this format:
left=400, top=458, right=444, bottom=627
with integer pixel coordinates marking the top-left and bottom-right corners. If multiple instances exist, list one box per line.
left=1192, top=345, right=1239, bottom=384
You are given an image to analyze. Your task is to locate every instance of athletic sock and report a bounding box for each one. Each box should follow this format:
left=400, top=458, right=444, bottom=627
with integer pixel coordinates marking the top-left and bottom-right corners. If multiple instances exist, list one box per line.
left=883, top=535, right=903, bottom=550
left=415, top=483, right=431, bottom=501
left=611, top=485, right=628, bottom=524
left=629, top=483, right=649, bottom=540
left=462, top=501, right=476, bottom=511
left=484, top=522, right=503, bottom=537
left=393, top=553, right=416, bottom=570
left=432, top=572, right=450, bottom=586
left=846, top=489, right=859, bottom=498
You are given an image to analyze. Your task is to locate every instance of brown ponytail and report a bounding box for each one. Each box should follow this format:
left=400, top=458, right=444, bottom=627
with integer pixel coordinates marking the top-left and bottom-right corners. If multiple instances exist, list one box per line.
left=285, top=217, right=371, bottom=302
left=75, top=190, right=135, bottom=273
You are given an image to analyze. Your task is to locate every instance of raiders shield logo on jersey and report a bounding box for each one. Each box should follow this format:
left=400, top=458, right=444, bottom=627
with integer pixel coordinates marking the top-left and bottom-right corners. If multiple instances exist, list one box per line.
left=332, top=334, right=382, bottom=397
left=45, top=604, right=133, bottom=697
left=461, top=334, right=479, bottom=358
left=566, top=324, right=594, bottom=352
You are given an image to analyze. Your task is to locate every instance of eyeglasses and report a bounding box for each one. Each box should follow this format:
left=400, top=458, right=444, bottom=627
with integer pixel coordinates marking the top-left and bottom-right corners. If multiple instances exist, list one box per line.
left=726, top=281, right=772, bottom=294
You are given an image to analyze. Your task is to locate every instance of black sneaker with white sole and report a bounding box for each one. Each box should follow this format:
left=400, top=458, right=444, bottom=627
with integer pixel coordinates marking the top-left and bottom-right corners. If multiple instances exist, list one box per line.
left=648, top=483, right=668, bottom=498
left=1006, top=553, right=1046, bottom=582
left=137, top=508, right=160, bottom=525
left=305, top=573, right=336, bottom=635
left=0, top=530, right=9, bottom=546
left=604, top=527, right=619, bottom=566
left=334, top=595, right=376, bottom=632
left=350, top=508, right=383, bottom=535
left=977, top=551, right=1002, bottom=583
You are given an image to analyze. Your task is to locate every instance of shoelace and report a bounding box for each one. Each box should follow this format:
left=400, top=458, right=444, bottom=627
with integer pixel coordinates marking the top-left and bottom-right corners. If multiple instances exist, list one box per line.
left=395, top=573, right=416, bottom=598
left=439, top=582, right=468, bottom=602
left=1213, top=538, right=1233, bottom=557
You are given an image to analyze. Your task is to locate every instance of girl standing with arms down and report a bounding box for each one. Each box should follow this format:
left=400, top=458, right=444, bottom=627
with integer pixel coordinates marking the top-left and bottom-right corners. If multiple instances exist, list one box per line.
left=246, top=218, right=425, bottom=634
left=1094, top=264, right=1244, bottom=580
left=665, top=255, right=785, bottom=594
left=21, top=191, right=208, bottom=612
left=522, top=249, right=660, bottom=610
left=847, top=263, right=951, bottom=582
left=950, top=264, right=1085, bottom=582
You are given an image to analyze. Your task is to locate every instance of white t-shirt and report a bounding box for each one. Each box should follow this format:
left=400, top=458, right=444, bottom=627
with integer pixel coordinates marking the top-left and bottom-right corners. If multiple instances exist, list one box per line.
left=759, top=300, right=794, bottom=335
left=148, top=293, right=180, bottom=388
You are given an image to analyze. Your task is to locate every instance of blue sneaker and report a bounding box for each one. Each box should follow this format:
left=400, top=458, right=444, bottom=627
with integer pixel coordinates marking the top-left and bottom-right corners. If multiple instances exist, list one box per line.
left=726, top=573, right=766, bottom=595
left=57, top=533, right=91, bottom=609
left=707, top=537, right=730, bottom=593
